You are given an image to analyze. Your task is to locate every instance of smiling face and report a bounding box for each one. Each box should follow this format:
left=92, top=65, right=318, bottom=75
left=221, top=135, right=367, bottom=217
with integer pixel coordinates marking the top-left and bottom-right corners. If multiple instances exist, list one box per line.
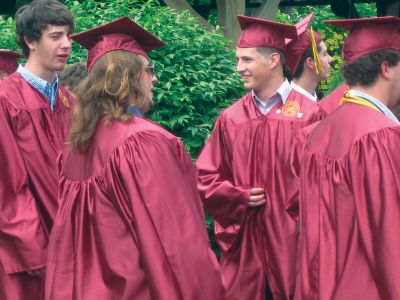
left=236, top=47, right=272, bottom=93
left=25, top=25, right=72, bottom=81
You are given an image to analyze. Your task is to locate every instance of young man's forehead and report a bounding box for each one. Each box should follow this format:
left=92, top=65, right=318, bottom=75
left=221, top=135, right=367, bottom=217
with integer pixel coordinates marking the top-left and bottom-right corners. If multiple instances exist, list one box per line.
left=236, top=47, right=259, bottom=57
left=42, top=24, right=72, bottom=34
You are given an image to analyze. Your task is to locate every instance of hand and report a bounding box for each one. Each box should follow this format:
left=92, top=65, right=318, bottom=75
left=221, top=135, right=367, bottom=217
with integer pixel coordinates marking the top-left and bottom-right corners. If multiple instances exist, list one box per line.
left=248, top=187, right=267, bottom=207
left=26, top=268, right=46, bottom=277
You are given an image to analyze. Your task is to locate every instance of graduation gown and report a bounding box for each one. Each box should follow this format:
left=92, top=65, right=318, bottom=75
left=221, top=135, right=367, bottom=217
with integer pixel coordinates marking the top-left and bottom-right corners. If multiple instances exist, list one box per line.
left=45, top=117, right=224, bottom=300
left=287, top=103, right=400, bottom=299
left=196, top=90, right=326, bottom=299
left=0, top=73, right=74, bottom=300
left=318, top=83, right=348, bottom=114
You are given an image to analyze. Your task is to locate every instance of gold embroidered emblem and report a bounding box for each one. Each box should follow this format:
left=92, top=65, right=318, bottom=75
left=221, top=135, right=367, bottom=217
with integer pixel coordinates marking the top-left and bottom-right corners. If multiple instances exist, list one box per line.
left=58, top=89, right=70, bottom=108
left=282, top=100, right=300, bottom=117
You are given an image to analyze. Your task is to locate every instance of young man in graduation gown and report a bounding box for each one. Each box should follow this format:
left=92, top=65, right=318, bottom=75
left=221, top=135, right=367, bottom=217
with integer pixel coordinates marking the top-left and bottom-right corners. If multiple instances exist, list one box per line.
left=287, top=16, right=400, bottom=299
left=0, top=1, right=75, bottom=299
left=0, top=49, right=22, bottom=82
left=286, top=13, right=333, bottom=102
left=196, top=15, right=326, bottom=300
left=45, top=16, right=224, bottom=300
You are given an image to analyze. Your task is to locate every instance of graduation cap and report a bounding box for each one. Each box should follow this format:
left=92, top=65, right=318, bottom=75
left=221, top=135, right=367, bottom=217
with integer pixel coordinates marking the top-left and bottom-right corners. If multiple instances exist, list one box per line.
left=285, top=13, right=324, bottom=75
left=0, top=49, right=22, bottom=74
left=237, top=15, right=298, bottom=51
left=324, top=16, right=400, bottom=64
left=71, top=16, right=165, bottom=71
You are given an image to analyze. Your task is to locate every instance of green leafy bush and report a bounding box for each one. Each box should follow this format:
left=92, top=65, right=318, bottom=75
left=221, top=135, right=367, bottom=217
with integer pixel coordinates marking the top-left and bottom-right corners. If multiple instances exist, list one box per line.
left=0, top=16, right=17, bottom=51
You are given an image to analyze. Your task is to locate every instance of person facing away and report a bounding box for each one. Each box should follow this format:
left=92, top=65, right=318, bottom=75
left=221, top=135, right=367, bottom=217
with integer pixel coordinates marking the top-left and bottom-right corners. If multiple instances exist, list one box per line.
left=285, top=13, right=333, bottom=101
left=0, top=49, right=23, bottom=82
left=286, top=16, right=400, bottom=300
left=196, top=15, right=326, bottom=300
left=58, top=61, right=87, bottom=96
left=45, top=16, right=224, bottom=300
left=0, top=1, right=75, bottom=299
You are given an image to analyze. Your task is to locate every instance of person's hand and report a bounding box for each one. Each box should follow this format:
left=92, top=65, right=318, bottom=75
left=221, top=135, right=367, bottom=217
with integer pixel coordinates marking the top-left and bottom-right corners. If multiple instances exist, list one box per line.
left=248, top=187, right=267, bottom=207
left=27, top=268, right=46, bottom=277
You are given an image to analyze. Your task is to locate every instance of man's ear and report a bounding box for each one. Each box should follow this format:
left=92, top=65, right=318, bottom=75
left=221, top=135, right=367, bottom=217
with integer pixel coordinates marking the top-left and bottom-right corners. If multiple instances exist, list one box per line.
left=380, top=60, right=392, bottom=80
left=270, top=52, right=281, bottom=69
left=305, top=57, right=314, bottom=71
left=24, top=37, right=36, bottom=51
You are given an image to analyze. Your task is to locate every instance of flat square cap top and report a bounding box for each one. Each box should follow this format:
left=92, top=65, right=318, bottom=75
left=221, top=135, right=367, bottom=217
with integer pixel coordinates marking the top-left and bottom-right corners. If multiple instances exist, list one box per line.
left=71, top=16, right=165, bottom=70
left=324, top=16, right=400, bottom=63
left=237, top=15, right=298, bottom=51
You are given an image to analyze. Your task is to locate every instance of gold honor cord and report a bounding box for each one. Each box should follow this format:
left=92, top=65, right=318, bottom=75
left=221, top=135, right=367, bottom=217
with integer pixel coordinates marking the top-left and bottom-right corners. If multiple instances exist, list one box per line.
left=309, top=27, right=324, bottom=75
left=339, top=92, right=381, bottom=112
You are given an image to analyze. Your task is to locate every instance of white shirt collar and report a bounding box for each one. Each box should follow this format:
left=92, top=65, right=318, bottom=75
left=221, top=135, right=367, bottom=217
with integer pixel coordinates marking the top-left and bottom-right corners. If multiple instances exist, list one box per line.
left=290, top=81, right=318, bottom=102
left=349, top=89, right=399, bottom=124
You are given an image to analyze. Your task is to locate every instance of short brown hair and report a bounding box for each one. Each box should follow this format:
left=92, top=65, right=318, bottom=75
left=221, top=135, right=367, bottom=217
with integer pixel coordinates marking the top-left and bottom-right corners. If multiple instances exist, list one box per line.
left=16, top=0, right=74, bottom=57
left=341, top=49, right=400, bottom=87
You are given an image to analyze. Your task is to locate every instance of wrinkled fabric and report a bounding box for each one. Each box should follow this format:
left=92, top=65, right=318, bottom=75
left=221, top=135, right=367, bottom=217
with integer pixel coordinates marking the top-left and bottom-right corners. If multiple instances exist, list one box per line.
left=288, top=103, right=400, bottom=299
left=0, top=73, right=74, bottom=300
left=196, top=91, right=326, bottom=300
left=318, top=83, right=348, bottom=114
left=45, top=117, right=224, bottom=300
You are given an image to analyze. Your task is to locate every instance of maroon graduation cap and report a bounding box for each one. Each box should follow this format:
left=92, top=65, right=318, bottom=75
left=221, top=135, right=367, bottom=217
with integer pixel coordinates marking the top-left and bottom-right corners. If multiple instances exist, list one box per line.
left=71, top=16, right=165, bottom=71
left=0, top=49, right=22, bottom=74
left=236, top=15, right=298, bottom=51
left=324, top=16, right=400, bottom=64
left=285, top=13, right=323, bottom=74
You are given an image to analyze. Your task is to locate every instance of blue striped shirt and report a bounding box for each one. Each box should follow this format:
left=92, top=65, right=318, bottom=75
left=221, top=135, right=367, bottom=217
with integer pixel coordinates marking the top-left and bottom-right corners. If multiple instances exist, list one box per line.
left=17, top=65, right=59, bottom=110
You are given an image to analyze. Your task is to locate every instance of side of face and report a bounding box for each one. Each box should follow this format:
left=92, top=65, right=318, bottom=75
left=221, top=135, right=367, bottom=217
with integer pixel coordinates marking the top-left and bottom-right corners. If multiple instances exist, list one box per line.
left=316, top=40, right=333, bottom=80
left=139, top=55, right=158, bottom=113
left=236, top=47, right=273, bottom=93
left=387, top=59, right=400, bottom=107
left=25, top=25, right=72, bottom=73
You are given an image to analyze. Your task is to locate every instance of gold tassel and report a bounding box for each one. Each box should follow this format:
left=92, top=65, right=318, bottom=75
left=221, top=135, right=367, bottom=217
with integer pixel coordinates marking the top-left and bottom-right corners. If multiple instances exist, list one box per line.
left=309, top=27, right=324, bottom=75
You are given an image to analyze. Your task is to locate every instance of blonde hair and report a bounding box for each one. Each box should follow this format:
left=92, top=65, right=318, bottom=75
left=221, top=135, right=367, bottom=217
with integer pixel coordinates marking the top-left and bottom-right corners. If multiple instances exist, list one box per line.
left=68, top=50, right=150, bottom=151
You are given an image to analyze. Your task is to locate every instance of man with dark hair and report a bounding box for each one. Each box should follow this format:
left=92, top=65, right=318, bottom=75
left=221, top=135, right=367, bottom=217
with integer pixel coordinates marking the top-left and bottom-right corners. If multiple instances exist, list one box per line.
left=286, top=13, right=333, bottom=101
left=196, top=15, right=325, bottom=300
left=287, top=16, right=400, bottom=299
left=58, top=61, right=87, bottom=95
left=0, top=1, right=75, bottom=299
left=0, top=49, right=22, bottom=81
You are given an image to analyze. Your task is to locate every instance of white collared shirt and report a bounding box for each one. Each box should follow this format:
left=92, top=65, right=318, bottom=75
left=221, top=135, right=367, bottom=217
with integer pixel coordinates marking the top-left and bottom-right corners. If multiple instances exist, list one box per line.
left=252, top=79, right=292, bottom=115
left=348, top=89, right=399, bottom=124
left=290, top=81, right=318, bottom=102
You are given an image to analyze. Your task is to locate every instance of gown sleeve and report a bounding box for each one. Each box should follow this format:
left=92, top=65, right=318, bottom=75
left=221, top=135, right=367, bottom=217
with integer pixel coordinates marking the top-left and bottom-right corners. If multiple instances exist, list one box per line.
left=285, top=128, right=307, bottom=223
left=0, top=99, right=48, bottom=274
left=196, top=117, right=250, bottom=229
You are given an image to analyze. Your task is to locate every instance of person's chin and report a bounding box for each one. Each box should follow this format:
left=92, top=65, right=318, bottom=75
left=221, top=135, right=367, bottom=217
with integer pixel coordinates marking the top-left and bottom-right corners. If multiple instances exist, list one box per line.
left=243, top=82, right=253, bottom=90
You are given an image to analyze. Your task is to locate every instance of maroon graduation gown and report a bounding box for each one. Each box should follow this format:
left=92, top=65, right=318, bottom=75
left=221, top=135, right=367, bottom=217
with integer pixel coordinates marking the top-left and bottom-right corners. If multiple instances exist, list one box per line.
left=287, top=103, right=400, bottom=299
left=0, top=73, right=74, bottom=300
left=318, top=83, right=348, bottom=114
left=45, top=117, right=224, bottom=300
left=196, top=90, right=326, bottom=299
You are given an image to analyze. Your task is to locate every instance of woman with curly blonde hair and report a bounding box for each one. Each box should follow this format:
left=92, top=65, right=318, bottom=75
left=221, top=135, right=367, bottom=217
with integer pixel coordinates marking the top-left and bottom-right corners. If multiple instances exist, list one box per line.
left=45, top=16, right=224, bottom=300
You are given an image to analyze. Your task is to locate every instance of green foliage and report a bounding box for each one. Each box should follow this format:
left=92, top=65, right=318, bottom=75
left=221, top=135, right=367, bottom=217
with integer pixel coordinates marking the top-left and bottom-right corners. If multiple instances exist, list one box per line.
left=66, top=0, right=243, bottom=158
left=0, top=16, right=18, bottom=51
